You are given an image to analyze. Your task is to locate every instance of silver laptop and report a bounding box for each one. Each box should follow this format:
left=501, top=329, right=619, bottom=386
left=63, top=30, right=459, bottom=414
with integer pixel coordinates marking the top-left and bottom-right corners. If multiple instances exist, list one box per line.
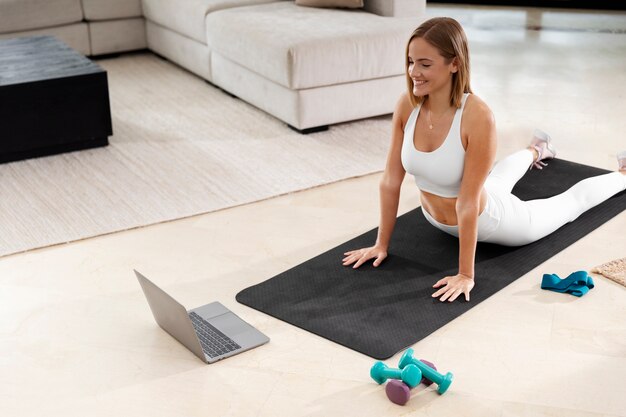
left=135, top=270, right=269, bottom=363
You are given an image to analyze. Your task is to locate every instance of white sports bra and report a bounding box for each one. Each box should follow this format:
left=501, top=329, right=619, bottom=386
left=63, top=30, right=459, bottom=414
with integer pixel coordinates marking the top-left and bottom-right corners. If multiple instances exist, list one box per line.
left=401, top=93, right=470, bottom=198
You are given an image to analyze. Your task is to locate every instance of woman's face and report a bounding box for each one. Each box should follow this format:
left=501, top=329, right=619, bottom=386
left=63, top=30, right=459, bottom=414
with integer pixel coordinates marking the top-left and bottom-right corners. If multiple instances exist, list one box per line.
left=407, top=37, right=458, bottom=97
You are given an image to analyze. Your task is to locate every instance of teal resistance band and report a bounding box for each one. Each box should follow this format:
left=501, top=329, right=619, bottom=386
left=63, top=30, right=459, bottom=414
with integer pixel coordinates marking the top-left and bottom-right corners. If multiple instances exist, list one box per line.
left=541, top=271, right=594, bottom=297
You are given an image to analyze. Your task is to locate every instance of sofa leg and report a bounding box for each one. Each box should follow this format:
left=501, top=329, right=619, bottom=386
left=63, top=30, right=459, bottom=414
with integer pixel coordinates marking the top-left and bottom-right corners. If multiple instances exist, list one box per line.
left=90, top=49, right=151, bottom=60
left=89, top=52, right=121, bottom=60
left=288, top=125, right=329, bottom=134
left=207, top=81, right=238, bottom=99
left=152, top=52, right=168, bottom=61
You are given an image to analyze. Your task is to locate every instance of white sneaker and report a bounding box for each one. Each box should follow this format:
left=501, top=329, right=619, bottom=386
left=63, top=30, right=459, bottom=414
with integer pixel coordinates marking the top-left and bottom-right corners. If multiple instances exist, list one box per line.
left=529, top=129, right=557, bottom=170
left=618, top=150, right=626, bottom=171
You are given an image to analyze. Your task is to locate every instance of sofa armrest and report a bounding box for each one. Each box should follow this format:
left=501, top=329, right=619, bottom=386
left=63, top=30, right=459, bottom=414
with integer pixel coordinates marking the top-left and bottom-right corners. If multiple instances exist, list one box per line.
left=364, top=0, right=425, bottom=17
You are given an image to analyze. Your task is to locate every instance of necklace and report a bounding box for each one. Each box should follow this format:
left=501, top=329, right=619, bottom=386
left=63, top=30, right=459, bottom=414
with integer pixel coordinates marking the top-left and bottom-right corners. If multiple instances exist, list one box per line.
left=426, top=104, right=452, bottom=130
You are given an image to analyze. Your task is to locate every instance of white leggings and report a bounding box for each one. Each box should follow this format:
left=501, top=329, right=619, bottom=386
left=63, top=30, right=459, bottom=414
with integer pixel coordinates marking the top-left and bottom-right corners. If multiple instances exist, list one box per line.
left=422, top=150, right=626, bottom=246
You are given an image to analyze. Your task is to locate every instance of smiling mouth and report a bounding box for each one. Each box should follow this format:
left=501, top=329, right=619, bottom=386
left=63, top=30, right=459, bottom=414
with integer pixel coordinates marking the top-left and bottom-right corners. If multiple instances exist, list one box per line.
left=413, top=80, right=427, bottom=85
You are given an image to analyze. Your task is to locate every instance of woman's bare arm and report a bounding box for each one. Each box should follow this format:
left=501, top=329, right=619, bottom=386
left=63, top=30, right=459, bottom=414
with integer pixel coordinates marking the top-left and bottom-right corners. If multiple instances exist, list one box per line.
left=456, top=96, right=497, bottom=277
left=432, top=96, right=497, bottom=302
left=343, top=94, right=410, bottom=268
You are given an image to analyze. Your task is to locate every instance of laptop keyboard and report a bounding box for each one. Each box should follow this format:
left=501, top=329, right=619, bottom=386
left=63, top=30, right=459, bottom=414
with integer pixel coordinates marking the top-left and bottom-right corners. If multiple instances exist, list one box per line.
left=189, top=312, right=241, bottom=358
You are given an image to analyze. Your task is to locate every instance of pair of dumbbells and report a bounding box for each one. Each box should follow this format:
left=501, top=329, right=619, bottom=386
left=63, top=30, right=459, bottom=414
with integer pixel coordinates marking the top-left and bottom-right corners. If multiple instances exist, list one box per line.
left=370, top=348, right=454, bottom=405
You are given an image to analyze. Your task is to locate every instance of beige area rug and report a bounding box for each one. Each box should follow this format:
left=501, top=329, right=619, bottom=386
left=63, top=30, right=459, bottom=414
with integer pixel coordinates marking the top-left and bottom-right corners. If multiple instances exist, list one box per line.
left=0, top=53, right=391, bottom=257
left=592, top=258, right=626, bottom=288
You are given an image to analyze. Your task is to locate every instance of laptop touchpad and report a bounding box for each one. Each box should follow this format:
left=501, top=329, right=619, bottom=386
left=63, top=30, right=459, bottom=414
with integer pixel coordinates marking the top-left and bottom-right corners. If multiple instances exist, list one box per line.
left=210, top=313, right=251, bottom=337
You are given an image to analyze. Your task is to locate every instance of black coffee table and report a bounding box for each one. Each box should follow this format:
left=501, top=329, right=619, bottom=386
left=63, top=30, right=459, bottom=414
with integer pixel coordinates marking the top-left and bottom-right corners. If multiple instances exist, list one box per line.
left=0, top=36, right=112, bottom=163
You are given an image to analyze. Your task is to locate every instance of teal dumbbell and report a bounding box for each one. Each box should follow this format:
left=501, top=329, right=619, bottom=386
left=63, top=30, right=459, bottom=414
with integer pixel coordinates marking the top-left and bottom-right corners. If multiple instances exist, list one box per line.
left=399, top=348, right=453, bottom=394
left=370, top=361, right=422, bottom=388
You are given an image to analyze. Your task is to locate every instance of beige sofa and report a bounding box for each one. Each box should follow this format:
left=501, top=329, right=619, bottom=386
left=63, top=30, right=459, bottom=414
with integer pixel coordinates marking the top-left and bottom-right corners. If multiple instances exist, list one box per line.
left=0, top=0, right=146, bottom=56
left=0, top=0, right=426, bottom=132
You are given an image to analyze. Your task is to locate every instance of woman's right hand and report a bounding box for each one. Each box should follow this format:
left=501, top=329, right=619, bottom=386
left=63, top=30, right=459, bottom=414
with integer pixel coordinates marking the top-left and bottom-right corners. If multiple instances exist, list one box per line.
left=342, top=245, right=388, bottom=269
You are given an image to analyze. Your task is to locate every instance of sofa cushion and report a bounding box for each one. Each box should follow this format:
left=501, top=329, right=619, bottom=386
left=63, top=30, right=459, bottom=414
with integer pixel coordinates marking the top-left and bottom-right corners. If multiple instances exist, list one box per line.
left=206, top=1, right=417, bottom=89
left=212, top=52, right=405, bottom=129
left=295, top=0, right=362, bottom=8
left=142, top=0, right=284, bottom=44
left=0, top=23, right=90, bottom=55
left=82, top=0, right=143, bottom=20
left=146, top=20, right=212, bottom=80
left=89, top=18, right=147, bottom=55
left=364, top=0, right=421, bottom=17
left=0, top=0, right=83, bottom=34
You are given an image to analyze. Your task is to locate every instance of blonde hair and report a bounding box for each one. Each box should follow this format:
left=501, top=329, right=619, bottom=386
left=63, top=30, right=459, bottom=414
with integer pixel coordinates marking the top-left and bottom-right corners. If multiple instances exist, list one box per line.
left=405, top=17, right=472, bottom=108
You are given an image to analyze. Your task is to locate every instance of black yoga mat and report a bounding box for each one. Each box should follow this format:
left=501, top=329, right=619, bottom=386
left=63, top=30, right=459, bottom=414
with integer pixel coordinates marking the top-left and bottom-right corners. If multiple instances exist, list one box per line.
left=237, top=160, right=626, bottom=359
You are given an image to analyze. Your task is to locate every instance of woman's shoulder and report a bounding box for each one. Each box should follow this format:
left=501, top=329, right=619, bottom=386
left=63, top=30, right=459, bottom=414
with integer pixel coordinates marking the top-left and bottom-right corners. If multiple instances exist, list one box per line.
left=393, top=92, right=416, bottom=128
left=463, top=94, right=494, bottom=125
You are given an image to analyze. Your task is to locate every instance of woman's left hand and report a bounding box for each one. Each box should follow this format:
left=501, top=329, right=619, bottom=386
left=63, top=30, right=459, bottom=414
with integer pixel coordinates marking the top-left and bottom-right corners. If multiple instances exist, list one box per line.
left=432, top=274, right=475, bottom=302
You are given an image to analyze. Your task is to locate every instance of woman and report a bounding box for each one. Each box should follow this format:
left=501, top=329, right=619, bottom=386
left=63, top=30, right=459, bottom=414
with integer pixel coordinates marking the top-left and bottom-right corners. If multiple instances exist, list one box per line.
left=342, top=17, right=626, bottom=303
